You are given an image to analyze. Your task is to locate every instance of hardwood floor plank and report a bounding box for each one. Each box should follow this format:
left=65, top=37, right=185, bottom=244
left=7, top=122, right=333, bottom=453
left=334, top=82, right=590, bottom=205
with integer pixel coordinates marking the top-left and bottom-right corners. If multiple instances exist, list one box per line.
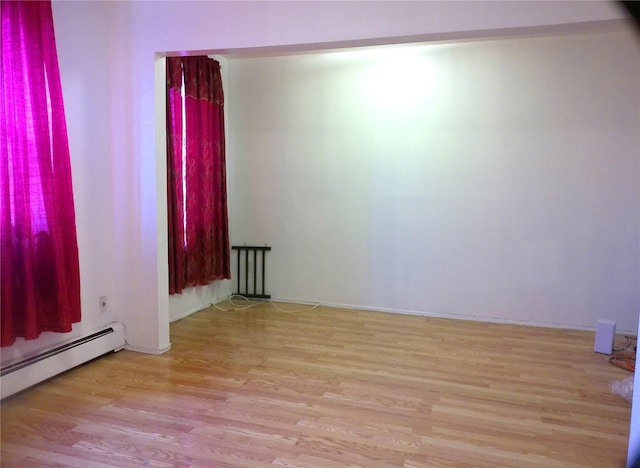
left=1, top=302, right=632, bottom=466
left=1, top=442, right=117, bottom=468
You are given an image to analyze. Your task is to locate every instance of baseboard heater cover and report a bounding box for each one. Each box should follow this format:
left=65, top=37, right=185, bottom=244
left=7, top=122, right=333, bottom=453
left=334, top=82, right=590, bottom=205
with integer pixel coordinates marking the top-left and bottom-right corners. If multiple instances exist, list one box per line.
left=232, top=245, right=271, bottom=299
left=0, top=322, right=125, bottom=399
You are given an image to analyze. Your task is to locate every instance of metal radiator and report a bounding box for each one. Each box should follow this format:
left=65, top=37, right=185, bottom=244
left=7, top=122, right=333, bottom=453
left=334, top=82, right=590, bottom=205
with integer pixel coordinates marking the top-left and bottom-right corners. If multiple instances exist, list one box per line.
left=232, top=245, right=271, bottom=299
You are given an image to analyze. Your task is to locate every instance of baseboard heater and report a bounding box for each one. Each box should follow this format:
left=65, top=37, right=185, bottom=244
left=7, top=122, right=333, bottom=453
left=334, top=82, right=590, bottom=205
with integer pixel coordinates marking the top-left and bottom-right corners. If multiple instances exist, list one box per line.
left=232, top=245, right=271, bottom=299
left=0, top=322, right=125, bottom=400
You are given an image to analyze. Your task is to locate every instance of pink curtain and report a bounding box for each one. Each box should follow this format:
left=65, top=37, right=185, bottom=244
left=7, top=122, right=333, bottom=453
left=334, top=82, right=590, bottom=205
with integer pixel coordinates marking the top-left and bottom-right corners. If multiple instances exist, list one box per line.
left=166, top=56, right=230, bottom=294
left=1, top=1, right=81, bottom=346
left=166, top=58, right=186, bottom=295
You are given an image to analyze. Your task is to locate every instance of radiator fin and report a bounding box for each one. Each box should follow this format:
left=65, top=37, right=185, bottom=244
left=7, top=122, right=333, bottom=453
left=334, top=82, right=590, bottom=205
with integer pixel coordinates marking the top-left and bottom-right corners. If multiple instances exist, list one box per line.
left=232, top=245, right=271, bottom=299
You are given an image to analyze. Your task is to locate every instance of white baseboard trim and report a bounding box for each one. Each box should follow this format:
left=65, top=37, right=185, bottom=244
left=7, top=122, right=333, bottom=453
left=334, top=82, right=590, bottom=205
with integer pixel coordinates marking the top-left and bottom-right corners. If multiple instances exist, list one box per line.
left=170, top=303, right=214, bottom=323
left=270, top=296, right=637, bottom=335
left=1, top=322, right=126, bottom=399
left=124, top=343, right=172, bottom=355
left=170, top=293, right=233, bottom=323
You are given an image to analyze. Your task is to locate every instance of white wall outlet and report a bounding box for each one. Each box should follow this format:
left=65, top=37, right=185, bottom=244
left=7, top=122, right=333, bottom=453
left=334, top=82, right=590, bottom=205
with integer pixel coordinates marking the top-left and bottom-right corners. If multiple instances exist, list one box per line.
left=99, top=296, right=107, bottom=313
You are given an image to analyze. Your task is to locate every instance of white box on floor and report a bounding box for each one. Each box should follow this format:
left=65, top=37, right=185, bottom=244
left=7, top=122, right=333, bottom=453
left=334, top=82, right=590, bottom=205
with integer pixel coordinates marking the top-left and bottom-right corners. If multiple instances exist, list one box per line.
left=594, top=319, right=616, bottom=354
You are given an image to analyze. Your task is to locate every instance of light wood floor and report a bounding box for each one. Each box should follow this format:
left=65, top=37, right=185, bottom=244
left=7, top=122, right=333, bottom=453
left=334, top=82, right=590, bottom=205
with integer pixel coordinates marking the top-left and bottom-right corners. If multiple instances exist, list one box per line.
left=1, top=301, right=633, bottom=467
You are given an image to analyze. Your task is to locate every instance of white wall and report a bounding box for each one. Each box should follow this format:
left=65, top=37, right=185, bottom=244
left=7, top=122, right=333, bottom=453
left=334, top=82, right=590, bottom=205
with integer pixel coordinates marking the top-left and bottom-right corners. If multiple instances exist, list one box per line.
left=4, top=0, right=637, bottom=459
left=119, top=0, right=629, bottom=354
left=1, top=1, right=118, bottom=365
left=228, top=28, right=640, bottom=332
left=18, top=0, right=626, bottom=356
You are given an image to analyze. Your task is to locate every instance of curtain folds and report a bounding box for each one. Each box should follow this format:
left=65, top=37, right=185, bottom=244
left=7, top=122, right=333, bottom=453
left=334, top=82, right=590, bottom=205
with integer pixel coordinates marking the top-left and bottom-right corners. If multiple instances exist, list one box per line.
left=1, top=0, right=81, bottom=346
left=166, top=56, right=230, bottom=295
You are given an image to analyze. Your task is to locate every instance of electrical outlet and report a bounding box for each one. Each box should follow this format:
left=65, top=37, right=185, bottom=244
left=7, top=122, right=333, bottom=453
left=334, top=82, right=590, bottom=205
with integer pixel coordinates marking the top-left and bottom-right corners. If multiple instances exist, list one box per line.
left=99, top=296, right=107, bottom=313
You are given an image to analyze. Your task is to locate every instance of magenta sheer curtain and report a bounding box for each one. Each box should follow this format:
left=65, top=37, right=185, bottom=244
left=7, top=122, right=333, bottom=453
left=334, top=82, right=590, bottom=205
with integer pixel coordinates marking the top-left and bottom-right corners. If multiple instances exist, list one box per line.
left=1, top=1, right=81, bottom=346
left=166, top=56, right=230, bottom=294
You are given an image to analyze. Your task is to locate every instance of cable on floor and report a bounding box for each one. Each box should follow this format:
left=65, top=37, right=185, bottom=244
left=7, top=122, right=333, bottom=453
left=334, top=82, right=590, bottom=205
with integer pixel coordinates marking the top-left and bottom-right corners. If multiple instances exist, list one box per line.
left=610, top=350, right=635, bottom=372
left=613, top=335, right=636, bottom=352
left=268, top=300, right=321, bottom=313
left=211, top=294, right=321, bottom=313
left=212, top=294, right=264, bottom=312
left=610, top=335, right=637, bottom=372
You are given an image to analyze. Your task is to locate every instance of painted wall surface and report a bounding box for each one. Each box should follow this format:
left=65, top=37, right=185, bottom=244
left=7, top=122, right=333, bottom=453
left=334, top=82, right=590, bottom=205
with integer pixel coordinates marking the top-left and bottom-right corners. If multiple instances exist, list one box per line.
left=169, top=281, right=232, bottom=323
left=4, top=0, right=636, bottom=459
left=228, top=28, right=640, bottom=332
left=122, top=0, right=629, bottom=353
left=1, top=1, right=118, bottom=365
left=27, top=0, right=627, bottom=355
